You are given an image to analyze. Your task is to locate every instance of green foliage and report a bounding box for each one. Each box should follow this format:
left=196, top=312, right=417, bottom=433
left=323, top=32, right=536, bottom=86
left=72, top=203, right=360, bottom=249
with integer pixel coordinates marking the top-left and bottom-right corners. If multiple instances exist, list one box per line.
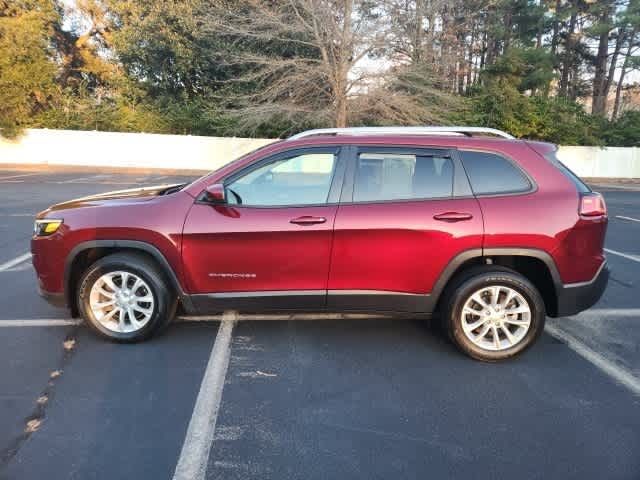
left=32, top=88, right=170, bottom=134
left=601, top=111, right=640, bottom=147
left=483, top=47, right=555, bottom=94
left=106, top=0, right=213, bottom=99
left=471, top=83, right=603, bottom=145
left=0, top=0, right=57, bottom=137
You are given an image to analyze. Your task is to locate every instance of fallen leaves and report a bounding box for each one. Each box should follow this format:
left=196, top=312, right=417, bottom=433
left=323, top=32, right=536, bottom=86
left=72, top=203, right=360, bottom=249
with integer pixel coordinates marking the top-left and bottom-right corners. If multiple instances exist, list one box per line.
left=25, top=419, right=41, bottom=433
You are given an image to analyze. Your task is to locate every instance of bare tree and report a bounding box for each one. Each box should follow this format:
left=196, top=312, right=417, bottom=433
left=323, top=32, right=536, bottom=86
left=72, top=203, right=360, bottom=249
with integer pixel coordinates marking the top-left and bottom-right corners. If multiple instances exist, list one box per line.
left=202, top=0, right=461, bottom=132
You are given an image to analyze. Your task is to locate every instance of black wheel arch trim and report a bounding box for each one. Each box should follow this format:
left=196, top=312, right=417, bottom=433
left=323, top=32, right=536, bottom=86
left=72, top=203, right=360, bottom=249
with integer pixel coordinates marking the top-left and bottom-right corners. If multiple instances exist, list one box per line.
left=64, top=240, right=195, bottom=313
left=482, top=247, right=563, bottom=288
left=429, top=247, right=564, bottom=310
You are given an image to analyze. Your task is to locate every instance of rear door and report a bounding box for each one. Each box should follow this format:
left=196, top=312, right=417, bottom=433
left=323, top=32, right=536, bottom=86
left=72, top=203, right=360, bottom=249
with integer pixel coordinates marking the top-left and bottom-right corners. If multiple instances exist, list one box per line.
left=327, top=145, right=483, bottom=312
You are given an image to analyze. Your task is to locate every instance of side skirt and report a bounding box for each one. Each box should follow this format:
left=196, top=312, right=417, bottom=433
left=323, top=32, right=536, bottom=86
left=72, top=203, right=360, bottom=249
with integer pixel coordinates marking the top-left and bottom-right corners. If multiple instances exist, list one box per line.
left=189, top=290, right=326, bottom=314
left=187, top=290, right=433, bottom=315
left=327, top=290, right=433, bottom=312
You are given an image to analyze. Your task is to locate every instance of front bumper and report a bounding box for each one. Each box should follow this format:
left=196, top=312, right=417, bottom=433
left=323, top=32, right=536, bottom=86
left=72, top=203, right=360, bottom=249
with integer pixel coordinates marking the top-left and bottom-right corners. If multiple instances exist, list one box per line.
left=556, top=262, right=609, bottom=317
left=37, top=285, right=67, bottom=308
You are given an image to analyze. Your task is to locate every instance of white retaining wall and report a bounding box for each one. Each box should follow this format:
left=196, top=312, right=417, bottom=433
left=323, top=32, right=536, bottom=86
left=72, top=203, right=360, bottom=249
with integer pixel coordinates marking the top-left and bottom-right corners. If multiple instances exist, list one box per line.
left=0, top=129, right=275, bottom=172
left=0, top=129, right=638, bottom=177
left=555, top=146, right=640, bottom=178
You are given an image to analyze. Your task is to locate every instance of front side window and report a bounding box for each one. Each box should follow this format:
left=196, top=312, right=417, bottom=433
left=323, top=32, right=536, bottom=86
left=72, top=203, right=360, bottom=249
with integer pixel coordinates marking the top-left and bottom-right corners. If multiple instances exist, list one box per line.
left=226, top=152, right=336, bottom=206
left=353, top=152, right=454, bottom=202
left=459, top=150, right=531, bottom=195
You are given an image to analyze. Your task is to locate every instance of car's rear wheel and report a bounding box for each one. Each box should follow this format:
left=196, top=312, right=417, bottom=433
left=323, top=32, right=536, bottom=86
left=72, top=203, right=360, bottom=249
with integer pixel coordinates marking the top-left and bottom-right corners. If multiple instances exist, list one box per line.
left=77, top=253, right=176, bottom=342
left=443, top=268, right=545, bottom=361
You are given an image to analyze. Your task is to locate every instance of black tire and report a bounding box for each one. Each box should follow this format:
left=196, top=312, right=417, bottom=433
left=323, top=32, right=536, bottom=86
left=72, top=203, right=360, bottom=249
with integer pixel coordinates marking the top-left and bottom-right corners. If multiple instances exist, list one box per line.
left=77, top=252, right=177, bottom=343
left=442, top=266, right=545, bottom=362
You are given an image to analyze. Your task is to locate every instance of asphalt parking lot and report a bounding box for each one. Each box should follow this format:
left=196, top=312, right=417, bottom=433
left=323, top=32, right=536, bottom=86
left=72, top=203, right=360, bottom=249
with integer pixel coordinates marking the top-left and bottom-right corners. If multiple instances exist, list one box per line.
left=0, top=168, right=639, bottom=480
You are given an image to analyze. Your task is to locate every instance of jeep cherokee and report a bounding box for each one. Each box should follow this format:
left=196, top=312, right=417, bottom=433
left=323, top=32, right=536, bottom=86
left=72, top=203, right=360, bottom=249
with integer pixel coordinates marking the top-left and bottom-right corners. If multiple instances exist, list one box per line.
left=31, top=127, right=609, bottom=361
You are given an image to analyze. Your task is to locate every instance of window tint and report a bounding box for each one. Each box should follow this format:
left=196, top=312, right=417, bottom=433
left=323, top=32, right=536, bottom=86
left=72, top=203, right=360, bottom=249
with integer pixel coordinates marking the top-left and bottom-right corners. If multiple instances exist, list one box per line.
left=459, top=151, right=531, bottom=195
left=544, top=151, right=591, bottom=193
left=227, top=152, right=336, bottom=206
left=353, top=153, right=453, bottom=202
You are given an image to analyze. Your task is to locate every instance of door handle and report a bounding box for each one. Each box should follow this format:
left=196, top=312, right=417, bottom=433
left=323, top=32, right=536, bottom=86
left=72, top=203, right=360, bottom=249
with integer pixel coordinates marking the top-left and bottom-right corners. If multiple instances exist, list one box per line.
left=433, top=212, right=473, bottom=222
left=290, top=216, right=327, bottom=225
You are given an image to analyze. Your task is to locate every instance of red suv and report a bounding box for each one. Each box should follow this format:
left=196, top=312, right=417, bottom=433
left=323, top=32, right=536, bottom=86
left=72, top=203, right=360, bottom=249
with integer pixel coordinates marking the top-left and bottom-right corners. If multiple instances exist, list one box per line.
left=32, top=127, right=608, bottom=361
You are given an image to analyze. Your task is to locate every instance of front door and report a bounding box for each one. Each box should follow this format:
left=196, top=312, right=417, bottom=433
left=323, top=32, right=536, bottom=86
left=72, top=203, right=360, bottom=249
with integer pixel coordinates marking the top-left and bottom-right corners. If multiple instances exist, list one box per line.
left=182, top=147, right=346, bottom=312
left=327, top=146, right=483, bottom=312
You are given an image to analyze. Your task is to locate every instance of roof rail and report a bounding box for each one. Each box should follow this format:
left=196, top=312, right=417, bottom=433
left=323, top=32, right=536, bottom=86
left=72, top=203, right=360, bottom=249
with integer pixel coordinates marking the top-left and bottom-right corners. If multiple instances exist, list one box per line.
left=288, top=126, right=515, bottom=140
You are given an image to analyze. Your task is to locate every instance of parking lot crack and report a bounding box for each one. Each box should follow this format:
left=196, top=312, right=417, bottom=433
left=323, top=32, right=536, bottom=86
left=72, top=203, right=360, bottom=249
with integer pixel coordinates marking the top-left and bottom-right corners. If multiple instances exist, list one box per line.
left=0, top=325, right=80, bottom=471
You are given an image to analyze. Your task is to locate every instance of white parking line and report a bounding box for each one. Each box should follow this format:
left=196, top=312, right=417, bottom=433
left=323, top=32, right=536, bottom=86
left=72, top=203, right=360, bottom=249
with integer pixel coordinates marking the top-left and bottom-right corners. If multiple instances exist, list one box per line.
left=615, top=215, right=640, bottom=223
left=0, top=319, right=81, bottom=327
left=545, top=323, right=640, bottom=397
left=578, top=308, right=640, bottom=317
left=0, top=252, right=32, bottom=272
left=172, top=318, right=236, bottom=480
left=57, top=174, right=112, bottom=184
left=0, top=173, right=40, bottom=181
left=605, top=248, right=640, bottom=263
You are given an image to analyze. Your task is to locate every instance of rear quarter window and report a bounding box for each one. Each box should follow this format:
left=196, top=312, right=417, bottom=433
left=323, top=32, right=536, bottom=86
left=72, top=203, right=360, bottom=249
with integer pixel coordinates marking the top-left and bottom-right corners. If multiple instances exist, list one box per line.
left=544, top=151, right=591, bottom=193
left=459, top=150, right=532, bottom=195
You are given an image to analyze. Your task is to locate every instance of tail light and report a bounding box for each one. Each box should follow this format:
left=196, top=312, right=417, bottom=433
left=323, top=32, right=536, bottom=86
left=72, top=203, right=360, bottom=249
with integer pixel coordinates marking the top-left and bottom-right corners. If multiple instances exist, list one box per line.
left=579, top=192, right=607, bottom=218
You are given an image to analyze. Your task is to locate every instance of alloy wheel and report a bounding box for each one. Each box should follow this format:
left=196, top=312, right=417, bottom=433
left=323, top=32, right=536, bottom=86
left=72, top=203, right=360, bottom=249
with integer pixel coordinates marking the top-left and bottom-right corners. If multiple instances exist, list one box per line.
left=88, top=271, right=155, bottom=333
left=460, top=285, right=531, bottom=351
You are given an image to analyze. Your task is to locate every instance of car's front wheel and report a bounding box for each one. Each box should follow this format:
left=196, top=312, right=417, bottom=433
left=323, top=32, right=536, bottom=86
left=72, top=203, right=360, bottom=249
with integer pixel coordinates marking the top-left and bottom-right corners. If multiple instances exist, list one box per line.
left=443, top=268, right=545, bottom=361
left=77, top=252, right=176, bottom=342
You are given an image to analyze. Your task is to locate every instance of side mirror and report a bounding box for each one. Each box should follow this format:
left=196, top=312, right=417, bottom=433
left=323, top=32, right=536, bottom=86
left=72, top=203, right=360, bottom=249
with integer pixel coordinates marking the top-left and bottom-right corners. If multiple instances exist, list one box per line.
left=204, top=183, right=226, bottom=204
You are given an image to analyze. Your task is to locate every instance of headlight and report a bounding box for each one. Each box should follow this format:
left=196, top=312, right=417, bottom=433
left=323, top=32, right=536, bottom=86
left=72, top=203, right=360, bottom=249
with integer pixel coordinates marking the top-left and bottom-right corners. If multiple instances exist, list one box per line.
left=34, top=219, right=63, bottom=236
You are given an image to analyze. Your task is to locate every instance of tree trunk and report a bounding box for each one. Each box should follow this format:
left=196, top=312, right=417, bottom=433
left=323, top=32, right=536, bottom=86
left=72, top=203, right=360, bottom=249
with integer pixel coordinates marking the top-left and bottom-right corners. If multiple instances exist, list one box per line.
left=592, top=2, right=613, bottom=115
left=559, top=10, right=577, bottom=98
left=613, top=28, right=637, bottom=120
left=413, top=0, right=425, bottom=63
left=602, top=29, right=625, bottom=118
left=503, top=9, right=513, bottom=53
left=334, top=0, right=352, bottom=128
left=550, top=0, right=562, bottom=56
left=335, top=94, right=348, bottom=128
left=466, top=24, right=476, bottom=93
left=457, top=28, right=465, bottom=94
left=484, top=5, right=498, bottom=67
left=425, top=10, right=435, bottom=65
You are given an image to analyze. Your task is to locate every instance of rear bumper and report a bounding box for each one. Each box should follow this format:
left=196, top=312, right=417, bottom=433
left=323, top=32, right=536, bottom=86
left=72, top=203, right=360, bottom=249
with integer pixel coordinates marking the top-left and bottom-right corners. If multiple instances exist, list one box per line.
left=556, top=261, right=609, bottom=317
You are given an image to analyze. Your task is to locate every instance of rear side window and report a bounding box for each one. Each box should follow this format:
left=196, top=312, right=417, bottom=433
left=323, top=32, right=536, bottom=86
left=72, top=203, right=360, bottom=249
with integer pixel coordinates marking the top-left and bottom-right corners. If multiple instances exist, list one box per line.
left=544, top=151, right=591, bottom=193
left=459, top=151, right=531, bottom=195
left=353, top=153, right=453, bottom=202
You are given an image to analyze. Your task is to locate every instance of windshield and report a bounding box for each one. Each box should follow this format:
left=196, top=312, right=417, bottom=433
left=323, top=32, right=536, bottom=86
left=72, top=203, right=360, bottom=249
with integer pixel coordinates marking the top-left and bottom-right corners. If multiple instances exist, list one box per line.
left=182, top=141, right=281, bottom=189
